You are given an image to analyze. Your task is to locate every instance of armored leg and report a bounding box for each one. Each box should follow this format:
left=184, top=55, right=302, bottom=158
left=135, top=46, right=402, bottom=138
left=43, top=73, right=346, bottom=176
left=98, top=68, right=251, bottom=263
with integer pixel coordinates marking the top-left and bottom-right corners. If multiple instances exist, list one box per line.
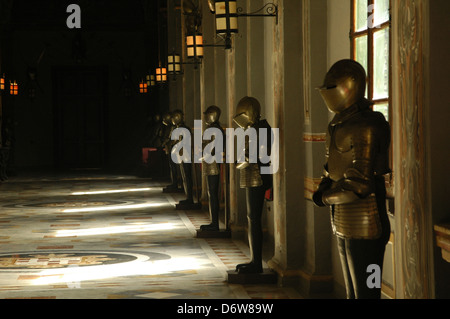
left=337, top=235, right=388, bottom=299
left=167, top=157, right=179, bottom=189
left=201, top=174, right=220, bottom=231
left=236, top=185, right=266, bottom=274
left=179, top=162, right=194, bottom=204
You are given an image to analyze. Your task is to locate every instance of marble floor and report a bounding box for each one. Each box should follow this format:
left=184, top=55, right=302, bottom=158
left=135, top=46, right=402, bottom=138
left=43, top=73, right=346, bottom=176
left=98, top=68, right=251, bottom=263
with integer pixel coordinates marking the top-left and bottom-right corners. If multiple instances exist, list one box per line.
left=0, top=172, right=303, bottom=300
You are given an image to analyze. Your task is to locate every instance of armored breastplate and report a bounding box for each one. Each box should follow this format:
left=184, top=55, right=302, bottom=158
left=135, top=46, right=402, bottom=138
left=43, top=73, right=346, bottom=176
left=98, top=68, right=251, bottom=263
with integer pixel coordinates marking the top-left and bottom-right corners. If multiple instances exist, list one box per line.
left=203, top=122, right=223, bottom=176
left=324, top=103, right=391, bottom=239
left=327, top=124, right=355, bottom=182
left=326, top=105, right=391, bottom=182
left=237, top=119, right=273, bottom=189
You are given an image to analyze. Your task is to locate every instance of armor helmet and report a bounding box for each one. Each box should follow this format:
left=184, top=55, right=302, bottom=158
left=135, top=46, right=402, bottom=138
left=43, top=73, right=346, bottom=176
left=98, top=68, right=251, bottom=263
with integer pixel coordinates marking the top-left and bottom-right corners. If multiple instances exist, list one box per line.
left=319, top=59, right=367, bottom=114
left=204, top=105, right=221, bottom=126
left=171, top=109, right=184, bottom=126
left=162, top=112, right=172, bottom=126
left=233, top=96, right=261, bottom=128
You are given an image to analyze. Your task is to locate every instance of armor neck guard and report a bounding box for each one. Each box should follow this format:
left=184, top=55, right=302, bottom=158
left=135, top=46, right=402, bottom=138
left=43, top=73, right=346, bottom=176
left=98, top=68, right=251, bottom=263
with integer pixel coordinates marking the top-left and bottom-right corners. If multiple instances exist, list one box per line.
left=330, top=98, right=373, bottom=127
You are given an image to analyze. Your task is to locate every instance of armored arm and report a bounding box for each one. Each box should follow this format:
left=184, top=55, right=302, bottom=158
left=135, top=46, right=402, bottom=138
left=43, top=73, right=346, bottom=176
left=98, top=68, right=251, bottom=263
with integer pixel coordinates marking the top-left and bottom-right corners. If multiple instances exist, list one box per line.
left=313, top=164, right=333, bottom=207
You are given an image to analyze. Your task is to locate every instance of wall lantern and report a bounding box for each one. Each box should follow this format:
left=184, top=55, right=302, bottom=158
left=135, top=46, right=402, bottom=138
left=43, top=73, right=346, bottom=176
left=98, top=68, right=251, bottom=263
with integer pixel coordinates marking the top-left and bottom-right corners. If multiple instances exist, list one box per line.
left=186, top=31, right=228, bottom=67
left=0, top=74, right=5, bottom=91
left=155, top=65, right=167, bottom=83
left=139, top=79, right=148, bottom=94
left=146, top=74, right=156, bottom=87
left=214, top=0, right=238, bottom=49
left=209, top=0, right=278, bottom=49
left=10, top=81, right=18, bottom=96
left=182, top=1, right=229, bottom=69
left=186, top=34, right=204, bottom=59
left=168, top=52, right=182, bottom=74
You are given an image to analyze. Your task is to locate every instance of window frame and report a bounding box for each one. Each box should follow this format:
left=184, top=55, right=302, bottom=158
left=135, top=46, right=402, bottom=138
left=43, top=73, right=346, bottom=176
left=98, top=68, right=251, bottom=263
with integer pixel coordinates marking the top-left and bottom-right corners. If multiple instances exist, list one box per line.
left=350, top=0, right=392, bottom=122
left=350, top=0, right=394, bottom=200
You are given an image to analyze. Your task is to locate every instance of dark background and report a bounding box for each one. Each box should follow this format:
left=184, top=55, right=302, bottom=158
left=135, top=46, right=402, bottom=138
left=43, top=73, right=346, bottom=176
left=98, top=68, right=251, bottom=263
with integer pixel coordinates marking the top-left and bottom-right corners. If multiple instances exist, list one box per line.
left=0, top=0, right=169, bottom=173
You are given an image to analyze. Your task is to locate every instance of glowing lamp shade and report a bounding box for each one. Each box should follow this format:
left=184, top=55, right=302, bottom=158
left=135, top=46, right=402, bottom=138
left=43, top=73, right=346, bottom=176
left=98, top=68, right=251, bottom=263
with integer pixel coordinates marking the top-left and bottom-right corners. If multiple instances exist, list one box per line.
left=0, top=75, right=5, bottom=91
left=215, top=0, right=238, bottom=34
left=139, top=80, right=148, bottom=94
left=168, top=54, right=182, bottom=74
left=186, top=35, right=204, bottom=58
left=146, top=74, right=156, bottom=87
left=10, top=81, right=18, bottom=95
left=155, top=67, right=167, bottom=83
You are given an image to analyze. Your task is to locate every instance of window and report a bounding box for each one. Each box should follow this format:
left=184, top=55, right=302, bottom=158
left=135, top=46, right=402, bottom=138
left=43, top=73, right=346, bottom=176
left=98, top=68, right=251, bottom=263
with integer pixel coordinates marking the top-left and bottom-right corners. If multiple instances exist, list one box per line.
left=351, top=0, right=391, bottom=121
left=351, top=0, right=394, bottom=202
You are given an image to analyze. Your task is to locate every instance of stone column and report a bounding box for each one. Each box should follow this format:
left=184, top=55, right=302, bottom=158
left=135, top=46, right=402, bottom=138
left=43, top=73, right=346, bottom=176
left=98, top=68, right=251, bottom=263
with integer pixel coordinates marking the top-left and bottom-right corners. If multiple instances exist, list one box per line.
left=199, top=2, right=217, bottom=202
left=298, top=0, right=333, bottom=296
left=225, top=1, right=249, bottom=236
left=391, top=0, right=434, bottom=299
left=225, top=38, right=240, bottom=232
left=263, top=0, right=333, bottom=297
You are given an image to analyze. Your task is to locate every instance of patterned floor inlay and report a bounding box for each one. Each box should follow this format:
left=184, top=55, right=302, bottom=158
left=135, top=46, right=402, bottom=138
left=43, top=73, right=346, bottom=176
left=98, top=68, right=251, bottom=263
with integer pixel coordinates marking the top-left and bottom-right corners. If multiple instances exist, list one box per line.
left=0, top=173, right=303, bottom=299
left=0, top=251, right=162, bottom=269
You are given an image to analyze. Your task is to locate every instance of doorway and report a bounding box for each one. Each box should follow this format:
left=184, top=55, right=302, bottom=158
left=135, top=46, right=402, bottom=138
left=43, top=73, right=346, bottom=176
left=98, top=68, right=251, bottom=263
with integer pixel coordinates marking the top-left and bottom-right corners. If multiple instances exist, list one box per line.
left=53, top=66, right=108, bottom=170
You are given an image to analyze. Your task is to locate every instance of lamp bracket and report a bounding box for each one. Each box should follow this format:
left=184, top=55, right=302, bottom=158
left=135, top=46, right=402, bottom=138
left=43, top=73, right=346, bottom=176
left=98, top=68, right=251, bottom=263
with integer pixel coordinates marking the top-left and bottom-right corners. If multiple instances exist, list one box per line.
left=237, top=3, right=278, bottom=24
left=203, top=44, right=226, bottom=48
left=182, top=60, right=202, bottom=70
left=205, top=36, right=232, bottom=50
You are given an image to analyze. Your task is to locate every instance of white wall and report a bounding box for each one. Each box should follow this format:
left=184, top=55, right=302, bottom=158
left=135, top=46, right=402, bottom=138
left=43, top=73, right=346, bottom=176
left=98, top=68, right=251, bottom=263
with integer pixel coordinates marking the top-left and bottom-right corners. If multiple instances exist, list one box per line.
left=327, top=0, right=351, bottom=67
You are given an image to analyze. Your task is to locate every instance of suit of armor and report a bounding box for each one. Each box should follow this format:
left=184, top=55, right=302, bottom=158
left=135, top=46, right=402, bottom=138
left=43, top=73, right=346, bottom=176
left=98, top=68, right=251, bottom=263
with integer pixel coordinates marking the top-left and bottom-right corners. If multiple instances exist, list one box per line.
left=149, top=114, right=163, bottom=148
left=313, top=60, right=391, bottom=299
left=233, top=97, right=273, bottom=274
left=161, top=112, right=180, bottom=190
left=200, top=106, right=224, bottom=232
left=171, top=110, right=194, bottom=205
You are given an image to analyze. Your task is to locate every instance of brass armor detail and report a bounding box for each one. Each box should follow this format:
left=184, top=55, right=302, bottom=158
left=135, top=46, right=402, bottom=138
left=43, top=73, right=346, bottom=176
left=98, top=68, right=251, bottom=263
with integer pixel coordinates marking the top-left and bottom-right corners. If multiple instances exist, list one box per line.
left=203, top=122, right=223, bottom=176
left=331, top=195, right=381, bottom=239
left=239, top=163, right=263, bottom=188
left=234, top=96, right=261, bottom=129
left=314, top=60, right=391, bottom=240
left=203, top=106, right=223, bottom=176
left=161, top=112, right=175, bottom=156
left=170, top=110, right=191, bottom=160
left=321, top=101, right=390, bottom=239
left=233, top=97, right=266, bottom=188
left=318, top=59, right=367, bottom=114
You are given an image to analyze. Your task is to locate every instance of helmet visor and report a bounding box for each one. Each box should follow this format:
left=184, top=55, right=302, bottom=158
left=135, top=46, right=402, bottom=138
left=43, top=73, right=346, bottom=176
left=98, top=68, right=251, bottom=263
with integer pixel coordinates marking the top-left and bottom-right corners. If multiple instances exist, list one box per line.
left=318, top=77, right=358, bottom=113
left=233, top=112, right=251, bottom=128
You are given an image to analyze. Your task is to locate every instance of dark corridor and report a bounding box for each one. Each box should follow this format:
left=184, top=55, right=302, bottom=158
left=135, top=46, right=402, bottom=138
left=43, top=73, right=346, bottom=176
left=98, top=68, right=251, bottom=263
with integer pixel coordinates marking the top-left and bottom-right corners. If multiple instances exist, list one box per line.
left=52, top=66, right=108, bottom=170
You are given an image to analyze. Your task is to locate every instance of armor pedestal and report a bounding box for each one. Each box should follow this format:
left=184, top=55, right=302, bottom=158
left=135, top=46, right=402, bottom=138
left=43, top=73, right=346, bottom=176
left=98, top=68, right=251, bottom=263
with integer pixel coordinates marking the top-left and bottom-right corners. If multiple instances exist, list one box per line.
left=162, top=186, right=184, bottom=194
left=175, top=202, right=202, bottom=211
left=227, top=269, right=277, bottom=285
left=196, top=229, right=231, bottom=238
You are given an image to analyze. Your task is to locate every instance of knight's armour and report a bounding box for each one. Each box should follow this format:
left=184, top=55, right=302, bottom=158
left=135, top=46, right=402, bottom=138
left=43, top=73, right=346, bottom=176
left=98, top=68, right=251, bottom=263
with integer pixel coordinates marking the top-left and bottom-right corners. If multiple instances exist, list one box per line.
left=203, top=106, right=224, bottom=176
left=313, top=59, right=391, bottom=240
left=233, top=97, right=272, bottom=189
